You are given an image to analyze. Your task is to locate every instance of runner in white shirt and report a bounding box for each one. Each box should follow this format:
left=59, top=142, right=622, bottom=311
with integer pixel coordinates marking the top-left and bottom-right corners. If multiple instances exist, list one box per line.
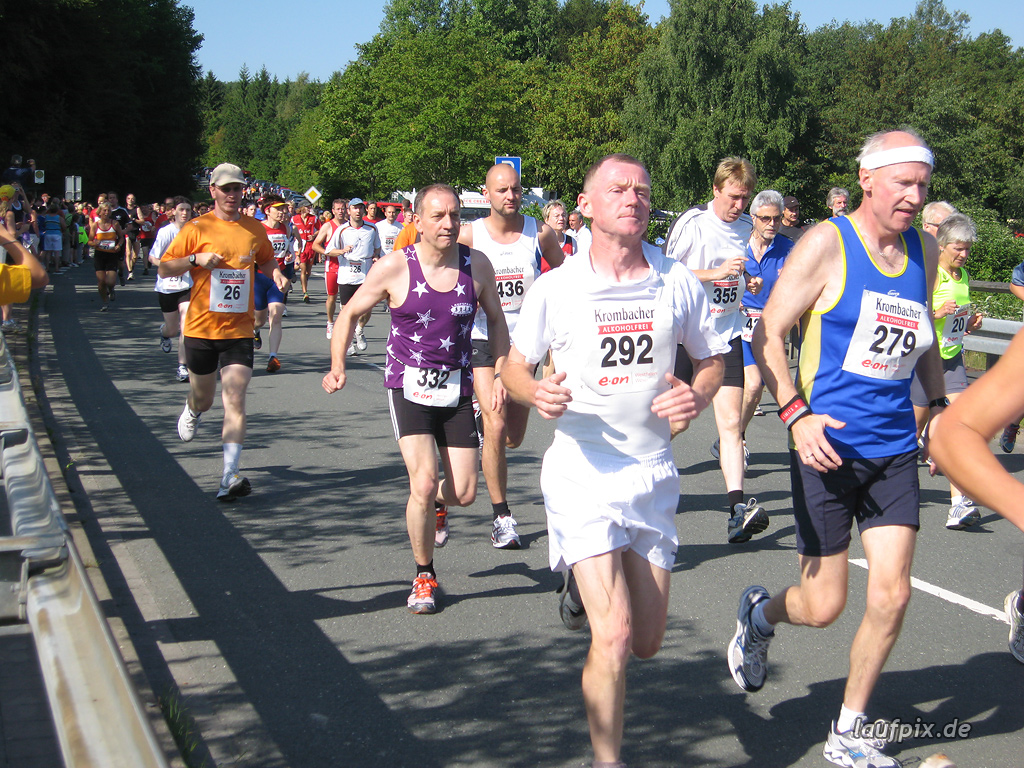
left=665, top=156, right=769, bottom=544
left=323, top=198, right=382, bottom=355
left=149, top=195, right=194, bottom=382
left=374, top=202, right=403, bottom=254
left=503, top=154, right=726, bottom=767
left=457, top=163, right=565, bottom=549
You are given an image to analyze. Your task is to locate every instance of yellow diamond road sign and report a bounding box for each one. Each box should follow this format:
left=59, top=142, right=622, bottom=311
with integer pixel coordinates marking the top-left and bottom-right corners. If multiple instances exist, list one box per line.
left=305, top=186, right=322, bottom=205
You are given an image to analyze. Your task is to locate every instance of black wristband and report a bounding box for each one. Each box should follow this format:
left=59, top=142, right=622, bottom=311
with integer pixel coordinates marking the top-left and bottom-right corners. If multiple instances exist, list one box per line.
left=928, top=397, right=950, bottom=409
left=779, top=395, right=811, bottom=430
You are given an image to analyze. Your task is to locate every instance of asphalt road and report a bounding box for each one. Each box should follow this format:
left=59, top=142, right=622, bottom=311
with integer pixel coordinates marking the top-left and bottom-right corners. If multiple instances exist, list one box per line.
left=34, top=262, right=1024, bottom=768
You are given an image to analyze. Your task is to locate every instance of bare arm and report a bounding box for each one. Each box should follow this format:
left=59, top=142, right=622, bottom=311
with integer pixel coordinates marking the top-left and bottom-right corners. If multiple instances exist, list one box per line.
left=913, top=231, right=946, bottom=407
left=503, top=344, right=572, bottom=419
left=472, top=249, right=510, bottom=411
left=752, top=221, right=847, bottom=471
left=322, top=252, right=399, bottom=393
left=538, top=222, right=565, bottom=269
left=311, top=222, right=333, bottom=256
left=652, top=355, right=723, bottom=432
left=1010, top=283, right=1024, bottom=302
left=931, top=330, right=1024, bottom=532
left=0, top=217, right=47, bottom=289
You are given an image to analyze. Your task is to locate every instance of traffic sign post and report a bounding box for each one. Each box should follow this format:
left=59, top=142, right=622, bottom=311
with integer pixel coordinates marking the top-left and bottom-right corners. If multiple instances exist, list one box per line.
left=65, top=176, right=82, bottom=202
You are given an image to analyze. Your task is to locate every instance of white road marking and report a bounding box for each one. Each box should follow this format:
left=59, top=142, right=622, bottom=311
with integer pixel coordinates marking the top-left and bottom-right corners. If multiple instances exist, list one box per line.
left=848, top=558, right=1009, bottom=625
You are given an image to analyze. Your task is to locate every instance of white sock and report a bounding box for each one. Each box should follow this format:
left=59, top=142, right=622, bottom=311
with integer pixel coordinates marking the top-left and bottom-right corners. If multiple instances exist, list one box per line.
left=836, top=704, right=865, bottom=734
left=751, top=602, right=774, bottom=637
left=222, top=443, right=242, bottom=481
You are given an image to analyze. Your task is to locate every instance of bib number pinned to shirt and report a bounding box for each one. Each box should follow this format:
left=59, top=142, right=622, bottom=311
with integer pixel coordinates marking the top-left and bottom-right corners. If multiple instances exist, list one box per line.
left=209, top=268, right=250, bottom=314
left=842, top=289, right=930, bottom=380
left=941, top=306, right=970, bottom=348
left=403, top=365, right=461, bottom=407
left=740, top=307, right=762, bottom=343
left=707, top=277, right=741, bottom=317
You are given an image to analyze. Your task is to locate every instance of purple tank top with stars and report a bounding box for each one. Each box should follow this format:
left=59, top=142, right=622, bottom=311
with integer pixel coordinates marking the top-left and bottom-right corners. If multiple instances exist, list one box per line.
left=384, top=244, right=477, bottom=396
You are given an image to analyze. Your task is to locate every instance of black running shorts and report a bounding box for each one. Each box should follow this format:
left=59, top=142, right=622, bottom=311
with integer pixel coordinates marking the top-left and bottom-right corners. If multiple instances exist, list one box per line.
left=157, top=288, right=190, bottom=314
left=387, top=389, right=478, bottom=448
left=184, top=336, right=255, bottom=376
left=790, top=449, right=920, bottom=557
left=674, top=336, right=743, bottom=388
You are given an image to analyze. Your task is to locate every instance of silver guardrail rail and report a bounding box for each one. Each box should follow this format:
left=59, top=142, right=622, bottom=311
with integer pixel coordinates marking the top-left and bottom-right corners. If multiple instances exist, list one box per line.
left=0, top=333, right=171, bottom=768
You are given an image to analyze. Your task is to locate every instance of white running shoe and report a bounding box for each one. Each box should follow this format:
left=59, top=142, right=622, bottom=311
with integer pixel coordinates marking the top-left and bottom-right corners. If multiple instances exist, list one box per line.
left=1004, top=591, right=1024, bottom=664
left=434, top=504, right=449, bottom=548
left=408, top=574, right=438, bottom=614
left=728, top=585, right=773, bottom=692
left=175, top=364, right=189, bottom=382
left=346, top=341, right=357, bottom=356
left=216, top=474, right=251, bottom=502
left=354, top=326, right=367, bottom=351
left=823, top=720, right=900, bottom=768
left=177, top=404, right=200, bottom=442
left=160, top=335, right=172, bottom=353
left=728, top=499, right=769, bottom=543
left=945, top=498, right=980, bottom=530
left=491, top=515, right=521, bottom=549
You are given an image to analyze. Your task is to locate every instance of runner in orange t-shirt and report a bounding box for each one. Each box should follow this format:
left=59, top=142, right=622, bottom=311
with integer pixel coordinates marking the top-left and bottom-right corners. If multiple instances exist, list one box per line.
left=159, top=163, right=290, bottom=501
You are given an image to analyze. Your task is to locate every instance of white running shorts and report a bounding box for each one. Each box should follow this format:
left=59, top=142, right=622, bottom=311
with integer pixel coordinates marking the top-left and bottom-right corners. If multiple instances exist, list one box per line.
left=540, top=441, right=679, bottom=573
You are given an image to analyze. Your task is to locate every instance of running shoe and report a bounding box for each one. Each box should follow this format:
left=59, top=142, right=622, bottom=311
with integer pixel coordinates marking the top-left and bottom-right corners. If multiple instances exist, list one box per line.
left=100, top=305, right=109, bottom=312
left=727, top=499, right=769, bottom=543
left=282, top=306, right=288, bottom=317
left=326, top=322, right=333, bottom=340
left=434, top=504, right=449, bottom=548
left=216, top=474, right=251, bottom=502
left=1000, top=423, right=1019, bottom=453
left=354, top=326, right=368, bottom=351
left=491, top=514, right=521, bottom=549
left=303, top=293, right=310, bottom=304
left=945, top=498, right=980, bottom=530
left=711, top=439, right=750, bottom=469
left=407, top=574, right=439, bottom=614
left=175, top=364, right=189, bottom=382
left=1, top=319, right=20, bottom=334
left=728, top=585, right=773, bottom=692
left=126, top=271, right=134, bottom=281
left=177, top=404, right=201, bottom=442
left=109, top=288, right=115, bottom=302
left=823, top=720, right=899, bottom=768
left=253, top=328, right=262, bottom=350
left=1004, top=590, right=1024, bottom=664
left=160, top=335, right=172, bottom=353
left=753, top=405, right=764, bottom=416
left=347, top=341, right=357, bottom=356
left=266, top=356, right=281, bottom=373
left=557, top=570, right=587, bottom=631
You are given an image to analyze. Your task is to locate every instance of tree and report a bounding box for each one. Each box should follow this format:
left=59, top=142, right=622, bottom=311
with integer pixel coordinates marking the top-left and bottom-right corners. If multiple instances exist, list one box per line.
left=525, top=1, right=656, bottom=197
left=624, top=0, right=808, bottom=208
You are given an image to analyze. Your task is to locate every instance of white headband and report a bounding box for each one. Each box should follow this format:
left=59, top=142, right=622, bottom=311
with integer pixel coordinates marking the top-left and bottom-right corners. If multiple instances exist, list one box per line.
left=860, top=146, right=935, bottom=170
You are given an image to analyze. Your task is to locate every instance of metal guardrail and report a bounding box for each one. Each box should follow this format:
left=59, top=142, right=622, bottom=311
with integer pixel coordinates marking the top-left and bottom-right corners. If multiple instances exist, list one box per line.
left=0, top=333, right=171, bottom=768
left=964, top=280, right=1022, bottom=361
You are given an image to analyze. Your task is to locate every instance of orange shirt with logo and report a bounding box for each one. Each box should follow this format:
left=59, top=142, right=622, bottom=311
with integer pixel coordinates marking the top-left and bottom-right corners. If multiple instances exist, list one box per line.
left=162, top=213, right=275, bottom=340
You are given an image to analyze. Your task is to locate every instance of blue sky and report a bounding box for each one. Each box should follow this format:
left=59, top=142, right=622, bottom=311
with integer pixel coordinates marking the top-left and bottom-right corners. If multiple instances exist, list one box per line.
left=187, top=0, right=1021, bottom=82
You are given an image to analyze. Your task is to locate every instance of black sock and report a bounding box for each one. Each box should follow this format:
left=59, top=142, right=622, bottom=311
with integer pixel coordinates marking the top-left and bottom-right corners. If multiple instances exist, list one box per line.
left=416, top=561, right=435, bottom=579
left=492, top=501, right=510, bottom=521
left=728, top=490, right=744, bottom=511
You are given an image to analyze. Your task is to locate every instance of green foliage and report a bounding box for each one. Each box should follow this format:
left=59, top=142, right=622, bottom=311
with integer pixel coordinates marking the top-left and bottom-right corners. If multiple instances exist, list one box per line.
left=957, top=206, right=1024, bottom=283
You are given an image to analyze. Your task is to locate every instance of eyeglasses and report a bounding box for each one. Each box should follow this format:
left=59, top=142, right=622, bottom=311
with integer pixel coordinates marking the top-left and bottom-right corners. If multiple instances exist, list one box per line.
left=754, top=214, right=783, bottom=224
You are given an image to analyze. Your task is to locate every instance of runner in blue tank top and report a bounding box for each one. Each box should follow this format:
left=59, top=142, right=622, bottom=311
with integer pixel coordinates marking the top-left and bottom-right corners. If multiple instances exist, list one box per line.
left=322, top=184, right=509, bottom=615
left=728, top=130, right=947, bottom=768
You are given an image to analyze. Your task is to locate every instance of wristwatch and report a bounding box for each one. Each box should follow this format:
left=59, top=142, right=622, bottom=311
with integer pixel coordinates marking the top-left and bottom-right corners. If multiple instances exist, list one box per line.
left=188, top=254, right=197, bottom=266
left=928, top=397, right=951, bottom=409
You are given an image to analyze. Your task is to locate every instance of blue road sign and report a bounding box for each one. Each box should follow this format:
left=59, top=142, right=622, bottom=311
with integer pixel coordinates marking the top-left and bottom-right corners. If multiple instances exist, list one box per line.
left=495, top=156, right=522, bottom=177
